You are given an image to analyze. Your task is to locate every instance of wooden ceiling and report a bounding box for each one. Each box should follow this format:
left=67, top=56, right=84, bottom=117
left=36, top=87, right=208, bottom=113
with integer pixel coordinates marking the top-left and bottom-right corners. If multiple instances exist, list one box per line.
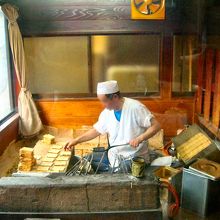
left=0, top=0, right=209, bottom=36
left=0, top=0, right=219, bottom=35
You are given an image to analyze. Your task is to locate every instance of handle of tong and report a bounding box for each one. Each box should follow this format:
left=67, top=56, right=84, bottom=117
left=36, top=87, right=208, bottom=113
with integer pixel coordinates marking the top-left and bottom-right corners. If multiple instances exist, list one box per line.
left=108, top=140, right=147, bottom=151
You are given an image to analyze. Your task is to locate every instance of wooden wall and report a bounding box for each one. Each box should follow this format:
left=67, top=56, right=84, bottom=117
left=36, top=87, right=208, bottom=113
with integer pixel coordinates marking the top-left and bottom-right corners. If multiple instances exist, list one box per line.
left=35, top=98, right=195, bottom=138
left=0, top=114, right=19, bottom=156
left=4, top=0, right=205, bottom=36
left=0, top=0, right=219, bottom=157
left=196, top=48, right=220, bottom=139
left=8, top=0, right=206, bottom=138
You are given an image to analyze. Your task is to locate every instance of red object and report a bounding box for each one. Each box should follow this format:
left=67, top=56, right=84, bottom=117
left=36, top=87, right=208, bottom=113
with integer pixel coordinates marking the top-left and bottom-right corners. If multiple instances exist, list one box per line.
left=162, top=140, right=173, bottom=155
left=160, top=180, right=180, bottom=218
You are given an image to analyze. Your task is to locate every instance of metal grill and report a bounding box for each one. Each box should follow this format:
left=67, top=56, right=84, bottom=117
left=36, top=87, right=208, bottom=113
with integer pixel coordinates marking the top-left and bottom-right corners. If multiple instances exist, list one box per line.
left=65, top=145, right=132, bottom=176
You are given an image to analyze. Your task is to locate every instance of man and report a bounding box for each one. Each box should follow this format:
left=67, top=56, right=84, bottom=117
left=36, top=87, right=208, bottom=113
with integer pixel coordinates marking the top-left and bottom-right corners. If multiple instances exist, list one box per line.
left=65, top=80, right=161, bottom=168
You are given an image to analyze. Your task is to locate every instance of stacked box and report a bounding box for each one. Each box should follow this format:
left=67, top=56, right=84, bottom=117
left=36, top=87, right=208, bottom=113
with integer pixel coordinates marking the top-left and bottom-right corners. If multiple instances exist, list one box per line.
left=42, top=134, right=55, bottom=144
left=18, top=147, right=36, bottom=172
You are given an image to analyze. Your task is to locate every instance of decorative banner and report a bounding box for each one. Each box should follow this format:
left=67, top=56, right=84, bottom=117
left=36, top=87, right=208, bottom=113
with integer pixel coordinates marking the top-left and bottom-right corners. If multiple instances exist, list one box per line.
left=131, top=0, right=165, bottom=20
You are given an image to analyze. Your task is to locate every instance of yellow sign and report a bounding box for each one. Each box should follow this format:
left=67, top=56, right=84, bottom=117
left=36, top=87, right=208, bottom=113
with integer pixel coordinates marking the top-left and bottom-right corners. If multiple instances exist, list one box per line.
left=131, top=0, right=165, bottom=20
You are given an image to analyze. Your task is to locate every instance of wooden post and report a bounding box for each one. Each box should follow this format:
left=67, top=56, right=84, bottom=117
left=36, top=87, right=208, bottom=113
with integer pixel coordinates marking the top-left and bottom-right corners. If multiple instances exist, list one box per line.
left=204, top=49, right=214, bottom=122
left=161, top=36, right=173, bottom=99
left=212, top=50, right=220, bottom=128
left=196, top=51, right=204, bottom=114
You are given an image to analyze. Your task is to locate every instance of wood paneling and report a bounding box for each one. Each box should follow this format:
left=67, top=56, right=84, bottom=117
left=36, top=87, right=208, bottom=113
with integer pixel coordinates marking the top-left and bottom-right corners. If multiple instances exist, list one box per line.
left=207, top=6, right=220, bottom=35
left=1, top=0, right=205, bottom=141
left=161, top=36, right=172, bottom=99
left=196, top=48, right=220, bottom=138
left=0, top=114, right=19, bottom=156
left=196, top=52, right=204, bottom=114
left=19, top=20, right=184, bottom=36
left=204, top=49, right=214, bottom=122
left=199, top=116, right=220, bottom=139
left=2, top=0, right=204, bottom=36
left=212, top=50, right=220, bottom=128
left=35, top=98, right=195, bottom=138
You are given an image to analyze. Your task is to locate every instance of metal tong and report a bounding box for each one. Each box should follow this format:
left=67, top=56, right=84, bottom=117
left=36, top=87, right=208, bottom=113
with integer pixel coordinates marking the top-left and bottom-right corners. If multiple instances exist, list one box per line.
left=66, top=140, right=146, bottom=176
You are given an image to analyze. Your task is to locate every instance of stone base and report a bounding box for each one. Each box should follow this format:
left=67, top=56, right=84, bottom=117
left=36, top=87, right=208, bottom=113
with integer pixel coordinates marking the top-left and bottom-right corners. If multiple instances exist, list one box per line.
left=0, top=209, right=163, bottom=220
left=0, top=174, right=160, bottom=214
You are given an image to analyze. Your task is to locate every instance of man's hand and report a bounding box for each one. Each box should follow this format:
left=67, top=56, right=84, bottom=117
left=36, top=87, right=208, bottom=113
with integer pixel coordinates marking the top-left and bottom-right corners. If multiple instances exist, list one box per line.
left=129, top=137, right=142, bottom=148
left=129, top=118, right=161, bottom=148
left=64, top=128, right=100, bottom=151
left=64, top=138, right=78, bottom=151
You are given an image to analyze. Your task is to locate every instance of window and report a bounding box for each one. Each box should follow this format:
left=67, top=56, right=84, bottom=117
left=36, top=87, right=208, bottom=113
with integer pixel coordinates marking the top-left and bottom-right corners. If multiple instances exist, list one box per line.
left=92, top=35, right=160, bottom=95
left=0, top=8, right=14, bottom=123
left=24, top=36, right=89, bottom=95
left=172, top=35, right=199, bottom=96
left=24, top=34, right=161, bottom=98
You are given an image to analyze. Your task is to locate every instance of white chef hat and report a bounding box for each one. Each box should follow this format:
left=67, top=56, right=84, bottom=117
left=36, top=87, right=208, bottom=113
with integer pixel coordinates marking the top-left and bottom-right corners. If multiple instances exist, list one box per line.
left=97, top=80, right=119, bottom=95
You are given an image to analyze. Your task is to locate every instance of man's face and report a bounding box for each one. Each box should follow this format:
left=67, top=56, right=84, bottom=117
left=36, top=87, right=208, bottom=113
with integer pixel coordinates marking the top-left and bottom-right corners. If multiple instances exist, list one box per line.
left=97, top=94, right=118, bottom=110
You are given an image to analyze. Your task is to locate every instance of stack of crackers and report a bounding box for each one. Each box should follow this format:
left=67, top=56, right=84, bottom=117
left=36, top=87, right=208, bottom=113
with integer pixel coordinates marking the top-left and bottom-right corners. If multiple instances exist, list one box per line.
left=176, top=132, right=212, bottom=163
left=42, top=134, right=55, bottom=145
left=18, top=147, right=36, bottom=172
left=35, top=144, right=71, bottom=172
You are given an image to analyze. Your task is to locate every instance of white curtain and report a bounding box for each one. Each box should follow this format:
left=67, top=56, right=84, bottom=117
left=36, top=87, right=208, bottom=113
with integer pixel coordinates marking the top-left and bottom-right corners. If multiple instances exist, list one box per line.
left=2, top=3, right=43, bottom=137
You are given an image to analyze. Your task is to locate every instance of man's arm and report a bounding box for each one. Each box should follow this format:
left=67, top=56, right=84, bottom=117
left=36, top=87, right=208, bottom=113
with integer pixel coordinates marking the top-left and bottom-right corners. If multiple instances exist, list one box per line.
left=129, top=117, right=161, bottom=148
left=64, top=128, right=101, bottom=151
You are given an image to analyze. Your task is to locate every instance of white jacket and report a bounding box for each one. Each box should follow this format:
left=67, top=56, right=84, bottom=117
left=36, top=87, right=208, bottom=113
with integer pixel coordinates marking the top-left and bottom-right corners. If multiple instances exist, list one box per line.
left=93, top=97, right=154, bottom=167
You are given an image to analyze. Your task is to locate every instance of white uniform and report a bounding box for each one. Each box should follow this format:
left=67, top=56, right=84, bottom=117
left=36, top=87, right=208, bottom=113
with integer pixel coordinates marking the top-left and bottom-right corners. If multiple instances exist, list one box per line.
left=93, top=97, right=154, bottom=167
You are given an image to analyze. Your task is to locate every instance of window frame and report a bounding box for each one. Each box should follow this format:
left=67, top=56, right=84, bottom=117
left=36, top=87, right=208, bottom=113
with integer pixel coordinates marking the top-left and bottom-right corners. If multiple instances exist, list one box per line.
left=28, top=33, right=162, bottom=99
left=171, top=34, right=199, bottom=97
left=0, top=9, right=16, bottom=125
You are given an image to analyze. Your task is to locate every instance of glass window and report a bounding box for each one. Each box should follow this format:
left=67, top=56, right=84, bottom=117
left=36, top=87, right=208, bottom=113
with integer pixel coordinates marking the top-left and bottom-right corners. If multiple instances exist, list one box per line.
left=0, top=8, right=14, bottom=122
left=24, top=36, right=89, bottom=95
left=91, top=35, right=161, bottom=95
left=172, top=35, right=199, bottom=95
left=24, top=35, right=161, bottom=97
